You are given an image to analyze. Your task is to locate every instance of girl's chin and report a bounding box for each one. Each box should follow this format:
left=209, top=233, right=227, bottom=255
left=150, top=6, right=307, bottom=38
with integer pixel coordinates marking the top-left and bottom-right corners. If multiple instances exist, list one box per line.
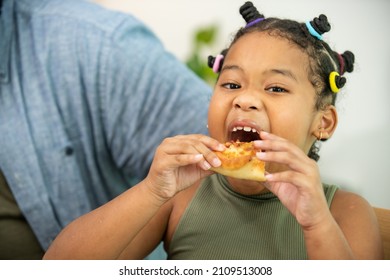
left=227, top=177, right=269, bottom=196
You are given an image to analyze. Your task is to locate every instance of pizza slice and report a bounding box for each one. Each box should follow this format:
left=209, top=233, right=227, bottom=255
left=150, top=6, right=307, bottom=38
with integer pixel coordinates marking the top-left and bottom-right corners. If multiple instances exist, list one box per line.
left=210, top=141, right=265, bottom=181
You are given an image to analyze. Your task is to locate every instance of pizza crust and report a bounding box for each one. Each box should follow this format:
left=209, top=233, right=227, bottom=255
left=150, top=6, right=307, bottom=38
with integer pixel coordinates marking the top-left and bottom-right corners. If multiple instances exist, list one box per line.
left=210, top=141, right=265, bottom=181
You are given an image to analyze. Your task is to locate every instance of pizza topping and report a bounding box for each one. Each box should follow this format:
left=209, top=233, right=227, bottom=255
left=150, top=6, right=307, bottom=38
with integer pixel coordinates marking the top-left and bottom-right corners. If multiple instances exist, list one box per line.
left=214, top=141, right=256, bottom=170
left=211, top=140, right=266, bottom=181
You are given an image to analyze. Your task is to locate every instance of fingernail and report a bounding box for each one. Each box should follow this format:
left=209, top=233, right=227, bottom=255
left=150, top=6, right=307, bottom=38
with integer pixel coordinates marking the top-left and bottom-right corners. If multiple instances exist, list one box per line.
left=217, top=144, right=225, bottom=151
left=256, top=152, right=266, bottom=159
left=253, top=140, right=263, bottom=147
left=212, top=157, right=221, bottom=167
left=203, top=161, right=212, bottom=170
left=194, top=154, right=204, bottom=161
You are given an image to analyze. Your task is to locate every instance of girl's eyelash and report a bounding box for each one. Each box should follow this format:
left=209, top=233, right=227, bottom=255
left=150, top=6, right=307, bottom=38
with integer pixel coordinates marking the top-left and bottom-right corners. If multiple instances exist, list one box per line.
left=266, top=86, right=288, bottom=93
left=219, top=83, right=288, bottom=93
left=221, top=83, right=241, bottom=90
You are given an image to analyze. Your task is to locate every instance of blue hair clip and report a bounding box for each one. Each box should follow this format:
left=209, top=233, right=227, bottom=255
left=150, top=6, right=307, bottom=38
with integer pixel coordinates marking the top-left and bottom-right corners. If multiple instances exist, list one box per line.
left=305, top=21, right=323, bottom=40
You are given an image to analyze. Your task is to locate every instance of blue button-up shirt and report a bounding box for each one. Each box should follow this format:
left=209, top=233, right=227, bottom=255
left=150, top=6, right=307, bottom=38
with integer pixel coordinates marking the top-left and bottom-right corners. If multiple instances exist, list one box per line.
left=0, top=0, right=211, bottom=250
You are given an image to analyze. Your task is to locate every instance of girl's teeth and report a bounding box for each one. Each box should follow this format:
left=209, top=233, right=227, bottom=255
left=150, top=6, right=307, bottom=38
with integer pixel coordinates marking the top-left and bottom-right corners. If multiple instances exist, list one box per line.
left=232, top=126, right=258, bottom=133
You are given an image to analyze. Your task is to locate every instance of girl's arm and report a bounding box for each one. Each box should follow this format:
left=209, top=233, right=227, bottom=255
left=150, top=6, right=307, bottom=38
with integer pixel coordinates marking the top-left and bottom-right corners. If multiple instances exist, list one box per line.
left=43, top=182, right=170, bottom=259
left=320, top=190, right=383, bottom=259
left=43, top=135, right=224, bottom=259
left=301, top=190, right=383, bottom=259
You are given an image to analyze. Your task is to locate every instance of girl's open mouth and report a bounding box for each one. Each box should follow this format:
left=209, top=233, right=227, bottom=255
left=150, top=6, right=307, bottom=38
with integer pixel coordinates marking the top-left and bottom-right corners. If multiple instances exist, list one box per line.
left=229, top=125, right=261, bottom=142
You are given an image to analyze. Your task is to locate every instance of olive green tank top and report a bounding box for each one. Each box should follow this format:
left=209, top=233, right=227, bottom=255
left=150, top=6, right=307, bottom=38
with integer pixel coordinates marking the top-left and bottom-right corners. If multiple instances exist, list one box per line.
left=168, top=174, right=338, bottom=260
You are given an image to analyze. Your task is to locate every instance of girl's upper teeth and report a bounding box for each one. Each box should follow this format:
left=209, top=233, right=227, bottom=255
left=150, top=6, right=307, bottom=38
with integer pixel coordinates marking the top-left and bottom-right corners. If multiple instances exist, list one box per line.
left=232, top=126, right=258, bottom=133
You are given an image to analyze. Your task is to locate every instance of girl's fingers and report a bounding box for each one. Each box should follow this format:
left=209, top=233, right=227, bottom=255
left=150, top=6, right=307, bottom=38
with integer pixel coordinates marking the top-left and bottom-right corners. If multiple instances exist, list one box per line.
left=159, top=135, right=223, bottom=169
left=254, top=132, right=293, bottom=156
left=173, top=153, right=204, bottom=166
left=265, top=170, right=305, bottom=186
left=256, top=150, right=309, bottom=173
left=254, top=132, right=314, bottom=170
left=175, top=134, right=225, bottom=152
left=258, top=131, right=286, bottom=142
left=254, top=131, right=319, bottom=176
left=254, top=134, right=293, bottom=153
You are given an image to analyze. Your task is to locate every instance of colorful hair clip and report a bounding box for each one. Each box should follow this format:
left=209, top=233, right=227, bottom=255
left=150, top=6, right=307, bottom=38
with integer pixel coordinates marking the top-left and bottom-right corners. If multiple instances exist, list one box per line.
left=208, top=54, right=224, bottom=73
left=246, top=18, right=264, bottom=28
left=305, top=21, right=323, bottom=40
left=341, top=51, right=355, bottom=74
left=336, top=53, right=345, bottom=75
left=306, top=14, right=331, bottom=40
left=329, top=71, right=346, bottom=93
left=240, top=1, right=265, bottom=28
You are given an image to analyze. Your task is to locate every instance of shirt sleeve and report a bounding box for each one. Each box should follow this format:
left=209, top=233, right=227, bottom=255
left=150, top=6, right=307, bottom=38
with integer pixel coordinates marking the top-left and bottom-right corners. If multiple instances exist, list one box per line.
left=100, top=16, right=212, bottom=180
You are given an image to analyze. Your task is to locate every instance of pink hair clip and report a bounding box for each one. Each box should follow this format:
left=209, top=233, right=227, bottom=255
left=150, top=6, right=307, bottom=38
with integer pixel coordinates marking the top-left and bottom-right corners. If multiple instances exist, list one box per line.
left=212, top=54, right=224, bottom=73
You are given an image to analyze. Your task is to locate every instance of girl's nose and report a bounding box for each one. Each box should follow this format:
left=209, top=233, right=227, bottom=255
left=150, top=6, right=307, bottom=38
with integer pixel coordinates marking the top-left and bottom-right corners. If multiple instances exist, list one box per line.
left=233, top=92, right=262, bottom=111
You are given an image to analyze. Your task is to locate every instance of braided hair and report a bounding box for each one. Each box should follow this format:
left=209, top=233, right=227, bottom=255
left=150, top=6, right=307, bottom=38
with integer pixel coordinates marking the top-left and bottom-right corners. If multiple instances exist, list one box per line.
left=209, top=1, right=355, bottom=161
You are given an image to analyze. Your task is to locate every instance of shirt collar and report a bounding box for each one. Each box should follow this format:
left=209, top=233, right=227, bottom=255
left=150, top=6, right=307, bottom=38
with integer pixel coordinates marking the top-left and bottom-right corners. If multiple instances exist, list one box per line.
left=0, top=0, right=13, bottom=83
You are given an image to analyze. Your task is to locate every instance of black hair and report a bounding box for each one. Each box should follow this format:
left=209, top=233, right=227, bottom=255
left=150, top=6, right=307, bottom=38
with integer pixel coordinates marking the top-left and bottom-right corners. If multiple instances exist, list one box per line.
left=209, top=1, right=355, bottom=161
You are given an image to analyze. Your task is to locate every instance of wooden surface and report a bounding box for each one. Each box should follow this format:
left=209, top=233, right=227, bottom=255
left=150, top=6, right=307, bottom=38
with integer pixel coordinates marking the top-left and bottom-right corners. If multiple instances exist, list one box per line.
left=374, top=207, right=390, bottom=260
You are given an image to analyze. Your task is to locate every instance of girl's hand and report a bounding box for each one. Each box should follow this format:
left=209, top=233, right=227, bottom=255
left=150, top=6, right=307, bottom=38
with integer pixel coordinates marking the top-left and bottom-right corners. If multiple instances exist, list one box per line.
left=254, top=131, right=331, bottom=229
left=144, top=134, right=224, bottom=202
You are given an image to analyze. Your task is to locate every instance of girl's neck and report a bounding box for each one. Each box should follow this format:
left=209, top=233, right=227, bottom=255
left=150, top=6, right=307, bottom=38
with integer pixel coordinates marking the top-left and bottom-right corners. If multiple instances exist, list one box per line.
left=227, top=177, right=270, bottom=196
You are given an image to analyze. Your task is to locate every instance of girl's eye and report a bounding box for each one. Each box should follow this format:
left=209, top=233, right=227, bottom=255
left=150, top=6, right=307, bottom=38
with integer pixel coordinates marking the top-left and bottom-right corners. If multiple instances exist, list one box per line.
left=267, top=86, right=287, bottom=93
left=221, top=83, right=241, bottom=90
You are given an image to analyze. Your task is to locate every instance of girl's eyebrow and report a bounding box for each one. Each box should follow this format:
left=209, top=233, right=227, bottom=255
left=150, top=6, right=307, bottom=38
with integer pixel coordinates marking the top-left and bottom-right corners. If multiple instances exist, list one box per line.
left=268, top=69, right=298, bottom=82
left=220, top=64, right=244, bottom=73
left=220, top=65, right=298, bottom=82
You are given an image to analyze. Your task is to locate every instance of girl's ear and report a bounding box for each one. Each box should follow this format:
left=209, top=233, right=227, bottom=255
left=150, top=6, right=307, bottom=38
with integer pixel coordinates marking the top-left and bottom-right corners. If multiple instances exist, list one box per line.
left=314, top=105, right=338, bottom=140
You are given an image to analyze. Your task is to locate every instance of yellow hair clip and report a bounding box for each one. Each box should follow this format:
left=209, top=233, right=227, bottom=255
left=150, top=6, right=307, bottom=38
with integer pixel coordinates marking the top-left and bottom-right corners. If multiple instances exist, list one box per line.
left=329, top=71, right=340, bottom=93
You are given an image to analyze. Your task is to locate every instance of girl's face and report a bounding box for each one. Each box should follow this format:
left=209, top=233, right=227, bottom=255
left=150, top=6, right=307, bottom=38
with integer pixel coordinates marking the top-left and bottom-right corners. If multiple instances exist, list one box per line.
left=208, top=32, right=323, bottom=185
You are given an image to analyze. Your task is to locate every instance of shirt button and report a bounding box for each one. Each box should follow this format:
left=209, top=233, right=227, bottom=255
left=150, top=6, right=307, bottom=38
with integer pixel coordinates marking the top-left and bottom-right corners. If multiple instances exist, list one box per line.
left=65, top=146, right=74, bottom=156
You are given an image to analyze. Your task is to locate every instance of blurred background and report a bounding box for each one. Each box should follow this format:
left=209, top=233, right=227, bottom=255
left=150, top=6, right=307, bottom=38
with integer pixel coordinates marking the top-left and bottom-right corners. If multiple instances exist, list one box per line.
left=94, top=0, right=390, bottom=208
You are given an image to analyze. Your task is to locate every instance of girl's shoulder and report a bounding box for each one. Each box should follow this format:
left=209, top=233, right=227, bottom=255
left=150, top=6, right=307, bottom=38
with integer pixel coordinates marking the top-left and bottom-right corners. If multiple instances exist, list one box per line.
left=330, top=189, right=383, bottom=259
left=330, top=188, right=379, bottom=236
left=331, top=189, right=373, bottom=218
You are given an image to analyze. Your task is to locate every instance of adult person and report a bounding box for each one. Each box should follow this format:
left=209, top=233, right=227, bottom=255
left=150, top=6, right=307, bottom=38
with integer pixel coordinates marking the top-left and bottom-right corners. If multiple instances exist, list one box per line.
left=0, top=0, right=210, bottom=259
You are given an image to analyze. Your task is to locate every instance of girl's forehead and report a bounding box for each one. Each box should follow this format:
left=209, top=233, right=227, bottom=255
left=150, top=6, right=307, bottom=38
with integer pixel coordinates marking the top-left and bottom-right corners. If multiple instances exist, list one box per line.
left=225, top=32, right=310, bottom=75
left=229, top=32, right=306, bottom=59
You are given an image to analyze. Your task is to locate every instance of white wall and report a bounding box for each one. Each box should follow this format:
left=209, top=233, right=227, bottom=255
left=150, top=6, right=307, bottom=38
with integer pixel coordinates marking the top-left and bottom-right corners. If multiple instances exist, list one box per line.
left=95, top=0, right=390, bottom=208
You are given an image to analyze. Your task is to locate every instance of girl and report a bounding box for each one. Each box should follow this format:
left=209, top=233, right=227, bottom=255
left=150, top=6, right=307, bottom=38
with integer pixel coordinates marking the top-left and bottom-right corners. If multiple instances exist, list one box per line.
left=44, top=2, right=383, bottom=260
